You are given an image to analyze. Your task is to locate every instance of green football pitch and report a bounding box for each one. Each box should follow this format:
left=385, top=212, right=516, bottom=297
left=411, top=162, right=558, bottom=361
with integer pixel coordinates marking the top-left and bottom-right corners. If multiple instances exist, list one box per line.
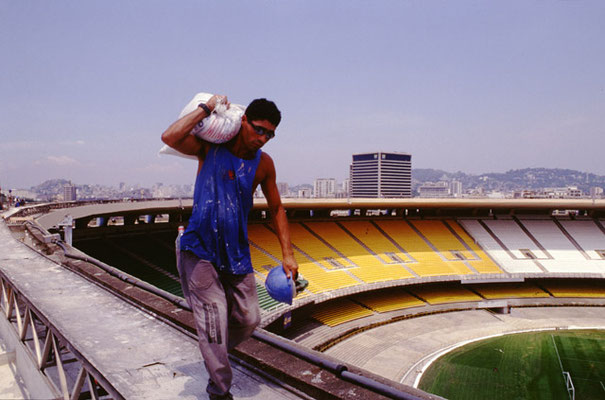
left=418, top=330, right=605, bottom=400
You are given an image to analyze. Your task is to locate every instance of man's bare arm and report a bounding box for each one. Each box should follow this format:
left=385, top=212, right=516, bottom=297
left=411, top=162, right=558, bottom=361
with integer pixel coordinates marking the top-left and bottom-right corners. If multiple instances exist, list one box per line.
left=260, top=154, right=298, bottom=279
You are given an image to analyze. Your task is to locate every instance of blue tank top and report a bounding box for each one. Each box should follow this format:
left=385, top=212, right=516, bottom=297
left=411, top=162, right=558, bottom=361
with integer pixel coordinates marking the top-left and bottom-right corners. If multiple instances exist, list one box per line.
left=181, top=145, right=261, bottom=274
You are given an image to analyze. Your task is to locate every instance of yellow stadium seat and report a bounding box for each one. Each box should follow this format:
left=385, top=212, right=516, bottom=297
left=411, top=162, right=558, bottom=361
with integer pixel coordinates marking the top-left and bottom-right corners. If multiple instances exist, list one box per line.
left=469, top=283, right=549, bottom=299
left=445, top=220, right=503, bottom=274
left=376, top=220, right=473, bottom=277
left=305, top=222, right=414, bottom=283
left=353, top=289, right=425, bottom=312
left=408, top=285, right=482, bottom=304
left=249, top=223, right=360, bottom=294
left=542, top=281, right=605, bottom=298
left=310, top=298, right=374, bottom=326
left=340, top=220, right=411, bottom=264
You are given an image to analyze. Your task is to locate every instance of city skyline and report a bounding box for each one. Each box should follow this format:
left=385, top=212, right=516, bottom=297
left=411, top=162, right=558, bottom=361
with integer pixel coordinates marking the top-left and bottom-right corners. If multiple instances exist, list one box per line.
left=1, top=2, right=604, bottom=189
left=5, top=165, right=605, bottom=203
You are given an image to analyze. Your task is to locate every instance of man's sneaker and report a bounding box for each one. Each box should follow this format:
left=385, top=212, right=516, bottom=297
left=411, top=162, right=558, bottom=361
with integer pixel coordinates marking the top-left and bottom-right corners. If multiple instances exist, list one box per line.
left=206, top=379, right=233, bottom=399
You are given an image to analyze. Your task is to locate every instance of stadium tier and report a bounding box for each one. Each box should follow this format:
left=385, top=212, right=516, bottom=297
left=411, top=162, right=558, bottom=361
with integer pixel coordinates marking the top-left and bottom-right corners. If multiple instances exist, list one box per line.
left=375, top=220, right=476, bottom=276
left=521, top=220, right=600, bottom=273
left=248, top=219, right=605, bottom=300
left=303, top=221, right=415, bottom=283
left=410, top=220, right=475, bottom=261
left=460, top=219, right=605, bottom=275
left=249, top=220, right=507, bottom=295
left=483, top=219, right=550, bottom=259
left=288, top=222, right=354, bottom=270
left=559, top=220, right=605, bottom=260
left=256, top=283, right=282, bottom=310
left=407, top=285, right=483, bottom=305
left=468, top=282, right=550, bottom=299
left=338, top=220, right=412, bottom=264
left=248, top=223, right=360, bottom=293
left=310, top=298, right=374, bottom=327
left=248, top=245, right=279, bottom=276
left=541, top=280, right=605, bottom=298
left=459, top=220, right=543, bottom=274
left=75, top=235, right=184, bottom=296
left=352, top=289, right=426, bottom=313
left=443, top=220, right=503, bottom=274
left=69, top=216, right=605, bottom=308
left=256, top=219, right=504, bottom=279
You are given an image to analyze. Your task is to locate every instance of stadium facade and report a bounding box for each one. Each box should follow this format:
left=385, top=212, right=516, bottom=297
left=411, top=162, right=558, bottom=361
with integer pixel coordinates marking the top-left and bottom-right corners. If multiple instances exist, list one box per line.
left=350, top=152, right=412, bottom=198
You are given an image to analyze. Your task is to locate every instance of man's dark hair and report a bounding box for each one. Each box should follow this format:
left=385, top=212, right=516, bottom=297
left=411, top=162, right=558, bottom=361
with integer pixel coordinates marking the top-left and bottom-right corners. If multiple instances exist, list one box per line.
left=245, top=98, right=281, bottom=127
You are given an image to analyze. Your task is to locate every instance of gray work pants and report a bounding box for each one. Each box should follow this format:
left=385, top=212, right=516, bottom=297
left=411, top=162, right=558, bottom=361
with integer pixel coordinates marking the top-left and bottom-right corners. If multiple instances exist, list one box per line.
left=179, top=251, right=261, bottom=396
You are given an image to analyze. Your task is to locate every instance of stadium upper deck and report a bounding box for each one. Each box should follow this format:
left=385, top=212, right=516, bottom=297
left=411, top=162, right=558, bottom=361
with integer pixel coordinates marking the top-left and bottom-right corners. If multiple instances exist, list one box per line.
left=22, top=198, right=605, bottom=273
left=16, top=198, right=605, bottom=316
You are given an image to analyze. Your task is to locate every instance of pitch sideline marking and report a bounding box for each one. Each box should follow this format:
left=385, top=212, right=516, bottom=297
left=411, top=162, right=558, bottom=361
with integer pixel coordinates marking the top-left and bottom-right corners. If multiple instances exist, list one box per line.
left=551, top=334, right=565, bottom=373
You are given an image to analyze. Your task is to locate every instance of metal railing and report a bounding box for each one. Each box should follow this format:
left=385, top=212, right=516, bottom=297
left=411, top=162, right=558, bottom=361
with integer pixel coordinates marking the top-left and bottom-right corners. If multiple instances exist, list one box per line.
left=0, top=271, right=123, bottom=400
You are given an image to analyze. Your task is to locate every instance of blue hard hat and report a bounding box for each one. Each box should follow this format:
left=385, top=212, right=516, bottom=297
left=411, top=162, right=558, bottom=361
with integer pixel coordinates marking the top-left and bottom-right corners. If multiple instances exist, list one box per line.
left=265, top=266, right=296, bottom=305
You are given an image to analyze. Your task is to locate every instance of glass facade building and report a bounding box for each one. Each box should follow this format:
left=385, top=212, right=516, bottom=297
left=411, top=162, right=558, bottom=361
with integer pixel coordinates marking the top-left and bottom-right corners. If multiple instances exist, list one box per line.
left=349, top=152, right=412, bottom=198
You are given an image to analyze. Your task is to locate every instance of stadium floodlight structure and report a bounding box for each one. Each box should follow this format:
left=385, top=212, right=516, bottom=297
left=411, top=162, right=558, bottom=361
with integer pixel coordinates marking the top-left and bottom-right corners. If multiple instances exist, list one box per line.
left=349, top=152, right=412, bottom=198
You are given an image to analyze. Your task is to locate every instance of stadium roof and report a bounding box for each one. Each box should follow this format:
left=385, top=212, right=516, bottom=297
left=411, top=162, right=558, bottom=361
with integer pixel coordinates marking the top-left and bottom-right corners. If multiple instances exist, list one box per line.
left=25, top=198, right=605, bottom=230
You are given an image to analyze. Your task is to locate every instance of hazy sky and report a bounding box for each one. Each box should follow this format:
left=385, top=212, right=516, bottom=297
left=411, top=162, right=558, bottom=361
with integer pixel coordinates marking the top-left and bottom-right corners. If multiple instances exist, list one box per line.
left=1, top=1, right=604, bottom=189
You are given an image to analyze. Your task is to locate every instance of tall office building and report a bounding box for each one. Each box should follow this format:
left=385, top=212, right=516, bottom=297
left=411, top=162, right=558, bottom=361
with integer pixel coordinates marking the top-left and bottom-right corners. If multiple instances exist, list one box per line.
left=63, top=182, right=77, bottom=201
left=341, top=179, right=350, bottom=197
left=276, top=182, right=289, bottom=197
left=450, top=180, right=463, bottom=197
left=350, top=152, right=412, bottom=198
left=313, top=178, right=336, bottom=198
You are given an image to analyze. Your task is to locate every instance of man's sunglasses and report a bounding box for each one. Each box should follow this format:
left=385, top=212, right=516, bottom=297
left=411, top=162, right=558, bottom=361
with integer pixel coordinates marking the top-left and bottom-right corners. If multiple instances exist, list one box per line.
left=248, top=121, right=275, bottom=140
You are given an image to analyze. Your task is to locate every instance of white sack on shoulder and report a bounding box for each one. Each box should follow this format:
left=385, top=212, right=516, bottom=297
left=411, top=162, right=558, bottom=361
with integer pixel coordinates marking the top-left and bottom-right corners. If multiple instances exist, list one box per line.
left=158, top=92, right=246, bottom=160
left=158, top=144, right=197, bottom=160
left=180, top=92, right=245, bottom=144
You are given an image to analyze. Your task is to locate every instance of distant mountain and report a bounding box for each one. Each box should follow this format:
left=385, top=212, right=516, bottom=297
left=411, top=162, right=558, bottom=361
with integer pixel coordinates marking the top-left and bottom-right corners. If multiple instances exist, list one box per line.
left=31, top=179, right=72, bottom=195
left=412, top=168, right=605, bottom=193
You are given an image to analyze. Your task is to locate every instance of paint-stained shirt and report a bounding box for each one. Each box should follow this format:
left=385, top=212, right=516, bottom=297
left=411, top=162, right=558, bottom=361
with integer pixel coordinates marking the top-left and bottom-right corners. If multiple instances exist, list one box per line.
left=181, top=145, right=261, bottom=274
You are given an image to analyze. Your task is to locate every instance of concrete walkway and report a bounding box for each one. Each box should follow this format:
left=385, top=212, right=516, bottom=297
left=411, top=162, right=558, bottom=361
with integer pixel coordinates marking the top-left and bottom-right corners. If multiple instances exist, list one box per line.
left=325, top=306, right=605, bottom=387
left=0, top=219, right=303, bottom=399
